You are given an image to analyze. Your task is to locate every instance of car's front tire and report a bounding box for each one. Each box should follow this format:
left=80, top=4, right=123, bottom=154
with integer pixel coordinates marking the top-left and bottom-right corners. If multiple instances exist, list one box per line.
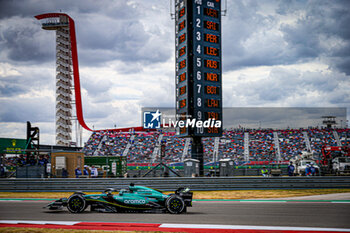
left=166, top=195, right=185, bottom=214
left=67, top=194, right=86, bottom=213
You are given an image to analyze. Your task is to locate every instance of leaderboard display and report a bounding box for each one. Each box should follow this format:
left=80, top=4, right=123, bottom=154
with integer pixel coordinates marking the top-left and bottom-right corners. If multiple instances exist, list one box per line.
left=175, top=0, right=222, bottom=137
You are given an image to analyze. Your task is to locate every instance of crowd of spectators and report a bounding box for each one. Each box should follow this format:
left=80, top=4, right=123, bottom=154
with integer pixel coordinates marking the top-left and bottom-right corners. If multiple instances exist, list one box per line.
left=219, top=129, right=245, bottom=161
left=0, top=128, right=347, bottom=172
left=128, top=132, right=158, bottom=162
left=248, top=129, right=275, bottom=161
left=337, top=128, right=350, bottom=146
left=307, top=128, right=338, bottom=155
left=82, top=128, right=350, bottom=163
left=163, top=132, right=188, bottom=163
left=83, top=131, right=105, bottom=156
left=2, top=154, right=49, bottom=167
left=83, top=131, right=130, bottom=156
left=279, top=129, right=306, bottom=160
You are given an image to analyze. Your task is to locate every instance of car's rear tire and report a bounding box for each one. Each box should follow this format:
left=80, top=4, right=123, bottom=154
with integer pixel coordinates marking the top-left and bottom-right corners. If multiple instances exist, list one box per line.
left=67, top=194, right=86, bottom=213
left=166, top=195, right=185, bottom=214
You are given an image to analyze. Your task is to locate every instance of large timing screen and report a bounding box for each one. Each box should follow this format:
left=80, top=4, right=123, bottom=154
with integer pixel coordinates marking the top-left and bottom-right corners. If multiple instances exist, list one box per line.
left=175, top=0, right=222, bottom=137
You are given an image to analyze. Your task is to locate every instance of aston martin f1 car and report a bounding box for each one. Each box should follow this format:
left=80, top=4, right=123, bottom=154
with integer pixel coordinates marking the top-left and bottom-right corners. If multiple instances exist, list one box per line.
left=45, top=183, right=193, bottom=214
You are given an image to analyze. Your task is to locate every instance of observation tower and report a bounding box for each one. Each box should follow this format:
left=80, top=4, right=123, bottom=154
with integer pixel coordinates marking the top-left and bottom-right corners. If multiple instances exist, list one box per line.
left=35, top=13, right=92, bottom=146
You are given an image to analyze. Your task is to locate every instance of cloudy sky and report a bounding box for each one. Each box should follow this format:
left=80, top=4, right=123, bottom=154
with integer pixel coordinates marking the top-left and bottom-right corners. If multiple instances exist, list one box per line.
left=0, top=0, right=349, bottom=145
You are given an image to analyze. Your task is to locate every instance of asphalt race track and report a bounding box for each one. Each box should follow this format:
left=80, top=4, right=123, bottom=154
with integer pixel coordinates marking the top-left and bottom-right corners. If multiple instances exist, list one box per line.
left=0, top=201, right=350, bottom=229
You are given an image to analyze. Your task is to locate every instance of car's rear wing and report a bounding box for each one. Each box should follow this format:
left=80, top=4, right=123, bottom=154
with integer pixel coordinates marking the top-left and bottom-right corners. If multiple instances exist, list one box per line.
left=175, top=187, right=193, bottom=207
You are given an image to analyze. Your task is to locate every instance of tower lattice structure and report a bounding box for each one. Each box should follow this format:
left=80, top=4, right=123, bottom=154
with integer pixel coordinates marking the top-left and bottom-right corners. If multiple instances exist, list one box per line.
left=36, top=13, right=93, bottom=146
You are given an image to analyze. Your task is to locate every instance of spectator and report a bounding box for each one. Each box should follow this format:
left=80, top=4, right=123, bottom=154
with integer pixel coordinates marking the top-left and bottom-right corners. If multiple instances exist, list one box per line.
left=310, top=163, right=316, bottom=176
left=75, top=166, right=82, bottom=178
left=261, top=166, right=269, bottom=177
left=0, top=164, right=5, bottom=178
left=62, top=168, right=68, bottom=178
left=38, top=155, right=49, bottom=166
left=305, top=164, right=311, bottom=176
left=90, top=165, right=98, bottom=178
left=38, top=156, right=46, bottom=166
left=288, top=162, right=295, bottom=176
left=17, top=155, right=26, bottom=167
left=29, top=156, right=36, bottom=166
left=83, top=165, right=89, bottom=176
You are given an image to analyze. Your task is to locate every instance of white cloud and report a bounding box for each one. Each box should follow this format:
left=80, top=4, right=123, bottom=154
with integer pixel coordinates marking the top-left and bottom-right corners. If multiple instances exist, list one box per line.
left=0, top=63, right=21, bottom=77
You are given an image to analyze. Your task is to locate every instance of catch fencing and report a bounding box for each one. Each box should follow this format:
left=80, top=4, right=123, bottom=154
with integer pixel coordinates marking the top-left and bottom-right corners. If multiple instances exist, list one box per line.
left=1, top=176, right=350, bottom=192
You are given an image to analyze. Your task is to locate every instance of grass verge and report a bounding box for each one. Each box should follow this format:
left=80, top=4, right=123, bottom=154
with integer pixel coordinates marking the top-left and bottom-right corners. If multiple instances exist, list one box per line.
left=192, top=189, right=350, bottom=199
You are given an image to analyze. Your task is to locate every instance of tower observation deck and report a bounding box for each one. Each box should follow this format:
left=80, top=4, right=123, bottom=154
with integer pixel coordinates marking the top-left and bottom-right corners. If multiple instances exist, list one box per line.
left=35, top=13, right=92, bottom=146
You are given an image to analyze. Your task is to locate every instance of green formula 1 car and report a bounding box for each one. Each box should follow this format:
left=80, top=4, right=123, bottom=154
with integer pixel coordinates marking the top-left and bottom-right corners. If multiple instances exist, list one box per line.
left=45, top=183, right=193, bottom=214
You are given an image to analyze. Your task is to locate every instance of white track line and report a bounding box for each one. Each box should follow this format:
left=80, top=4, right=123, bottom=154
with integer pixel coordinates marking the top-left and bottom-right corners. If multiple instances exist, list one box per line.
left=0, top=220, right=80, bottom=225
left=1, top=220, right=350, bottom=232
left=160, top=223, right=350, bottom=232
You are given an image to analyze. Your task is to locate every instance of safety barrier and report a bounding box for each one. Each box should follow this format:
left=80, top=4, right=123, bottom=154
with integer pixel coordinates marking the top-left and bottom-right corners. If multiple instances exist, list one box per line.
left=0, top=177, right=349, bottom=192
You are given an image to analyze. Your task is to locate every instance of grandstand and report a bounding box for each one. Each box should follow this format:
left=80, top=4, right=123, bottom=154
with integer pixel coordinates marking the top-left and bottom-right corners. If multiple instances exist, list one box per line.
left=82, top=128, right=350, bottom=164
